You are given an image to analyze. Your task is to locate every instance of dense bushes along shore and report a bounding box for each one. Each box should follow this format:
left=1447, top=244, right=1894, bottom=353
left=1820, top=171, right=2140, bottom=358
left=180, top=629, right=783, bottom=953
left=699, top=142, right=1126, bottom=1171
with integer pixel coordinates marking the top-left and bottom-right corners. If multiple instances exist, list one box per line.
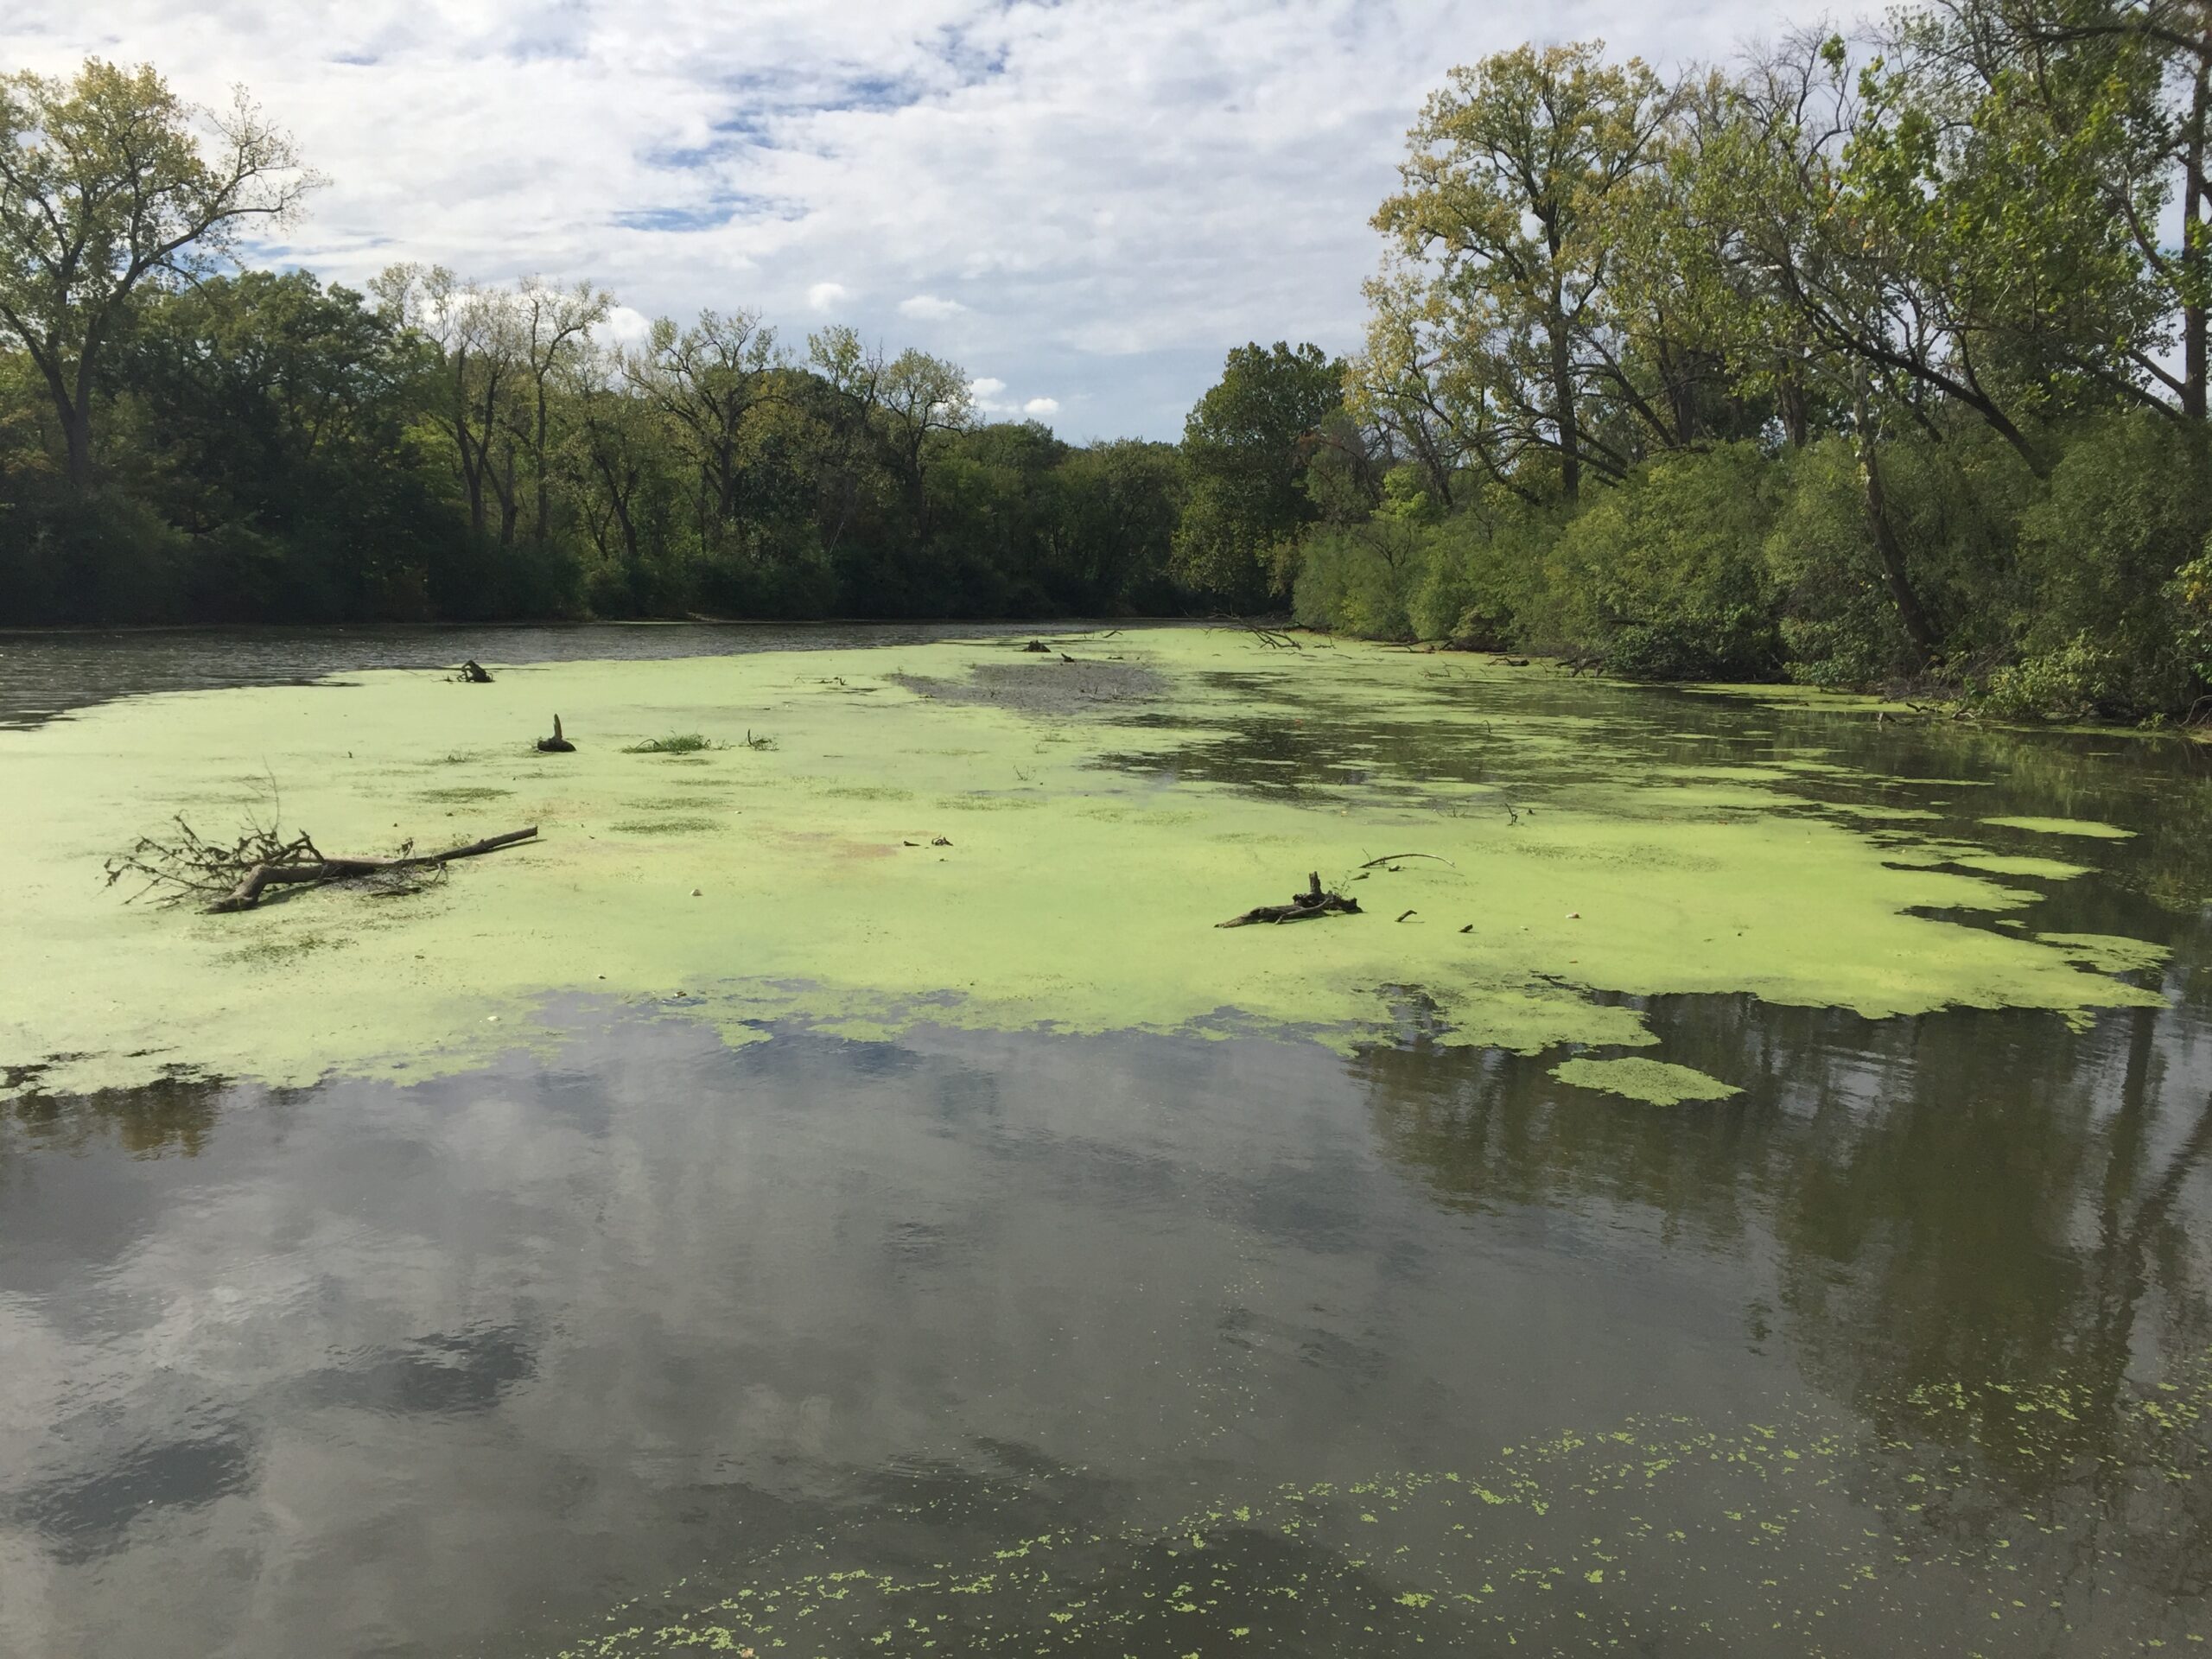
left=1294, top=419, right=2212, bottom=722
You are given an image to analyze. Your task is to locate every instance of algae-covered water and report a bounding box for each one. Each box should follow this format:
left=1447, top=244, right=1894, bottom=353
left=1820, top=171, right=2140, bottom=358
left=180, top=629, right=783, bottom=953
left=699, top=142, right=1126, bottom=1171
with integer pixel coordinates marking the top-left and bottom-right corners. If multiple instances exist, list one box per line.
left=3, top=625, right=2211, bottom=1656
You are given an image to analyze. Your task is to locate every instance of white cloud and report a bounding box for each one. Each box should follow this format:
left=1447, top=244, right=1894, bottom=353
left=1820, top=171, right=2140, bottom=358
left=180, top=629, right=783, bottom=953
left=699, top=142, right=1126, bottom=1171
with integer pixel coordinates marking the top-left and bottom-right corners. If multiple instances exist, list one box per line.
left=596, top=304, right=654, bottom=347
left=969, top=376, right=1007, bottom=398
left=806, top=280, right=850, bottom=312
left=897, top=293, right=968, bottom=321
left=1022, top=397, right=1060, bottom=416
left=0, top=0, right=1843, bottom=439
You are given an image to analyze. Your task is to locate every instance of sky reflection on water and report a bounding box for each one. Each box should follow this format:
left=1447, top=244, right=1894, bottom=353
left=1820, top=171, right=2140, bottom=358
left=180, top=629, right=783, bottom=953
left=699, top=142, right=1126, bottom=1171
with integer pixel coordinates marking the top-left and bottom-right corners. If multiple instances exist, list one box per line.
left=3, top=984, right=2210, bottom=1656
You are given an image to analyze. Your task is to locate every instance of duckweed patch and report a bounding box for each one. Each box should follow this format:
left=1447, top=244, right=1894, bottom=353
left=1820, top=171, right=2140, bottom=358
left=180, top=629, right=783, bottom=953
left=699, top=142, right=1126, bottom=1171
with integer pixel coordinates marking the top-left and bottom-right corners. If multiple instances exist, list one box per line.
left=0, top=629, right=2173, bottom=1097
left=1550, top=1056, right=1742, bottom=1105
left=1983, top=815, right=2135, bottom=840
left=418, top=785, right=515, bottom=804
left=551, top=1350, right=2212, bottom=1657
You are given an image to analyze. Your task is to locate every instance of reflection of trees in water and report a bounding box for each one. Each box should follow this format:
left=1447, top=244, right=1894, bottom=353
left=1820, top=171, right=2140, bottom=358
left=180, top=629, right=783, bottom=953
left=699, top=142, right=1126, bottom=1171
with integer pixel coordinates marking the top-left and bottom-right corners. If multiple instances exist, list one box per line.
left=1357, top=995, right=2212, bottom=1605
left=3, top=1074, right=231, bottom=1162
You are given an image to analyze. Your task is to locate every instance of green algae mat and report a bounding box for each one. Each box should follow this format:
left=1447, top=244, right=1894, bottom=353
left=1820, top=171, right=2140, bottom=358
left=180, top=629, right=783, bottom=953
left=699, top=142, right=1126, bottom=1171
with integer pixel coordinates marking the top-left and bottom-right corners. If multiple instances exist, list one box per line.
left=0, top=628, right=2170, bottom=1103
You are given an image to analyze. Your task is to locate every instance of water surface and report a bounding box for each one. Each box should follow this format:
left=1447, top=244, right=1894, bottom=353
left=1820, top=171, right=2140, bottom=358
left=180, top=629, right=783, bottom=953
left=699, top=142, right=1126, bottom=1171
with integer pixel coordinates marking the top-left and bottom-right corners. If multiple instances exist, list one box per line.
left=4, top=640, right=2212, bottom=1656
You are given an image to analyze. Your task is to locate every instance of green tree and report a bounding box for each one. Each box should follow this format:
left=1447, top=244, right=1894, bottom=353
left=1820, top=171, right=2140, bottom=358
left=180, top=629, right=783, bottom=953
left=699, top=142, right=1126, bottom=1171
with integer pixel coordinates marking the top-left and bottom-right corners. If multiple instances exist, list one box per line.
left=510, top=278, right=610, bottom=544
left=111, top=269, right=451, bottom=617
left=0, top=60, right=315, bottom=489
left=625, top=308, right=784, bottom=544
left=874, top=347, right=972, bottom=532
left=372, top=264, right=525, bottom=542
left=1369, top=42, right=1676, bottom=499
left=1173, top=340, right=1344, bottom=604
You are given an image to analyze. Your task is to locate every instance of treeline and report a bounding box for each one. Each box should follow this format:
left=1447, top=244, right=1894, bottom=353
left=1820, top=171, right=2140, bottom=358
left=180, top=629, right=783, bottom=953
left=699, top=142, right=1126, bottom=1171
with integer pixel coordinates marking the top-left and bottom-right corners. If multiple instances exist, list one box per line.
left=1265, top=3, right=2212, bottom=721
left=0, top=263, right=1190, bottom=625
left=0, top=63, right=1210, bottom=626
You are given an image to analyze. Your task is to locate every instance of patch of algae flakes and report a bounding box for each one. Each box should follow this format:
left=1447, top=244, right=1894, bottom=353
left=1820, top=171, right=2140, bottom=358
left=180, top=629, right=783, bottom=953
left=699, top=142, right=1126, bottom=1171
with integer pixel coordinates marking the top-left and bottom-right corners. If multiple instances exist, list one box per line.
left=552, top=1347, right=2212, bottom=1657
left=1551, top=1056, right=1742, bottom=1105
left=0, top=628, right=2169, bottom=1097
left=1982, top=814, right=2135, bottom=840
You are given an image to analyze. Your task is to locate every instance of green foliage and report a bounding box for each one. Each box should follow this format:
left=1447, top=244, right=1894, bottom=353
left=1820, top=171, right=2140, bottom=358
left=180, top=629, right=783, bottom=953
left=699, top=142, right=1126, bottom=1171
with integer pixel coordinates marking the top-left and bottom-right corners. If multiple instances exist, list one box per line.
left=1981, top=416, right=2212, bottom=718
left=1760, top=438, right=1914, bottom=687
left=0, top=264, right=1193, bottom=625
left=1294, top=482, right=1548, bottom=647
left=0, top=60, right=315, bottom=486
left=1533, top=444, right=1780, bottom=678
left=1173, top=341, right=1344, bottom=606
left=2175, top=552, right=2212, bottom=697
left=1301, top=17, right=2212, bottom=718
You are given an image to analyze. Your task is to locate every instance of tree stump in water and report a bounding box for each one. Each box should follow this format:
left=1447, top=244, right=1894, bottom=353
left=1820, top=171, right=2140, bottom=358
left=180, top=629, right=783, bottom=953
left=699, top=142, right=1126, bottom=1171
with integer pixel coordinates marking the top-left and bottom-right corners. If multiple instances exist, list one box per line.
left=537, top=714, right=575, bottom=753
left=1217, top=872, right=1362, bottom=928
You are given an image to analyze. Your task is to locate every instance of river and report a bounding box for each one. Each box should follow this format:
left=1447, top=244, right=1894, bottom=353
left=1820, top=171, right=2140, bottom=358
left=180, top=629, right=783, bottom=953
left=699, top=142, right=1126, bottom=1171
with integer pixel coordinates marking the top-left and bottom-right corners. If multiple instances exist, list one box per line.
left=2, top=625, right=2209, bottom=1656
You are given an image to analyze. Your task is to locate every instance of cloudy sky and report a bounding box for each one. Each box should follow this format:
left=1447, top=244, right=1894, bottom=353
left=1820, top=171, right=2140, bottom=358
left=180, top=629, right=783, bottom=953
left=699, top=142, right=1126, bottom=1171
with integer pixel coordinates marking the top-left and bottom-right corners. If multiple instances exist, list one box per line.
left=9, top=0, right=1831, bottom=440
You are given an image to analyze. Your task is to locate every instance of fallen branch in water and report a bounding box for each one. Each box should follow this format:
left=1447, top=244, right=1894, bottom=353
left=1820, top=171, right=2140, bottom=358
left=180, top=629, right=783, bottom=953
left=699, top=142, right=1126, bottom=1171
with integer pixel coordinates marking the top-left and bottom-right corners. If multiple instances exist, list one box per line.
left=108, top=819, right=537, bottom=913
left=1217, top=871, right=1362, bottom=928
left=1357, top=852, right=1457, bottom=869
left=1214, top=615, right=1302, bottom=649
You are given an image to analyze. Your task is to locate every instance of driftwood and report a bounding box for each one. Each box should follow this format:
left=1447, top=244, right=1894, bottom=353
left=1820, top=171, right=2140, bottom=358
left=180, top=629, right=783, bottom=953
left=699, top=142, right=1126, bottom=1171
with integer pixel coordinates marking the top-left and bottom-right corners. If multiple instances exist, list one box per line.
left=108, top=817, right=539, bottom=913
left=1217, top=871, right=1361, bottom=928
left=1218, top=615, right=1302, bottom=649
left=537, top=714, right=575, bottom=753
left=209, top=827, right=539, bottom=912
left=456, top=659, right=493, bottom=683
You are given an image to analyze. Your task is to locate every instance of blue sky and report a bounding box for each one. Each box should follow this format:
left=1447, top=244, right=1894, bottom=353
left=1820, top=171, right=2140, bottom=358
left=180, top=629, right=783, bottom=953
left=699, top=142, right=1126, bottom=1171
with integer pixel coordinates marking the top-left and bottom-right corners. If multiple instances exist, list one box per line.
left=12, top=0, right=1834, bottom=442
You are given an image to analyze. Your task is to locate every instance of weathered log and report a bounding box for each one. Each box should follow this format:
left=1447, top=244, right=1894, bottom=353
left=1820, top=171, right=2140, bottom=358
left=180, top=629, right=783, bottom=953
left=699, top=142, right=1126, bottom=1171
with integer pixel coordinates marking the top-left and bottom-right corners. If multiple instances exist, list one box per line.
left=537, top=714, right=575, bottom=753
left=456, top=659, right=493, bottom=683
left=209, top=826, right=538, bottom=913
left=1217, top=871, right=1362, bottom=929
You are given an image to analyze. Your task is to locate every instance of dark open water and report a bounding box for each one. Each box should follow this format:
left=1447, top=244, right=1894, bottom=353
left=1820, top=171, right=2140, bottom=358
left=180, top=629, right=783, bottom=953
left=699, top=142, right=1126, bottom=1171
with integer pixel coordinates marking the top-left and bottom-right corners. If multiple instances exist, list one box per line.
left=4, top=627, right=2212, bottom=1657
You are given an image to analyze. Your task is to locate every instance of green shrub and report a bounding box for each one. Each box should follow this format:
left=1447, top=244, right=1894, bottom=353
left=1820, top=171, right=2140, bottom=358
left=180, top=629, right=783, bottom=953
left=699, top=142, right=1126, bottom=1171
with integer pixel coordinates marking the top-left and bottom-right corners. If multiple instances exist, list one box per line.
left=1535, top=443, right=1780, bottom=679
left=1996, top=415, right=2210, bottom=719
left=1292, top=519, right=1420, bottom=639
left=1406, top=499, right=1551, bottom=646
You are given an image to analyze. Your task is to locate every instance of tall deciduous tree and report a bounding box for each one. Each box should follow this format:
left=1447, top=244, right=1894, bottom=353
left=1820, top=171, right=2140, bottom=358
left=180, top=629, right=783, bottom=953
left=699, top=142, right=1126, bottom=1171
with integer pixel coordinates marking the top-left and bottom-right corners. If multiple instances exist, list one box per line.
left=372, top=264, right=524, bottom=540
left=0, top=60, right=315, bottom=488
left=510, top=278, right=610, bottom=543
left=874, top=348, right=972, bottom=532
left=1370, top=42, right=1675, bottom=499
left=626, top=309, right=784, bottom=543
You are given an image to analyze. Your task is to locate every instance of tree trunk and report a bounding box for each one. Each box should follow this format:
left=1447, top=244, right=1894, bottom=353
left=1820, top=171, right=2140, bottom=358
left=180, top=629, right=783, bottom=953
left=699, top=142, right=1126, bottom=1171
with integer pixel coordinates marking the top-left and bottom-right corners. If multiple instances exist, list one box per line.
left=60, top=400, right=93, bottom=489
left=1777, top=363, right=1809, bottom=448
left=533, top=383, right=552, bottom=543
left=1550, top=314, right=1580, bottom=499
left=497, top=448, right=518, bottom=546
left=1853, top=372, right=1939, bottom=670
left=2187, top=54, right=2209, bottom=421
